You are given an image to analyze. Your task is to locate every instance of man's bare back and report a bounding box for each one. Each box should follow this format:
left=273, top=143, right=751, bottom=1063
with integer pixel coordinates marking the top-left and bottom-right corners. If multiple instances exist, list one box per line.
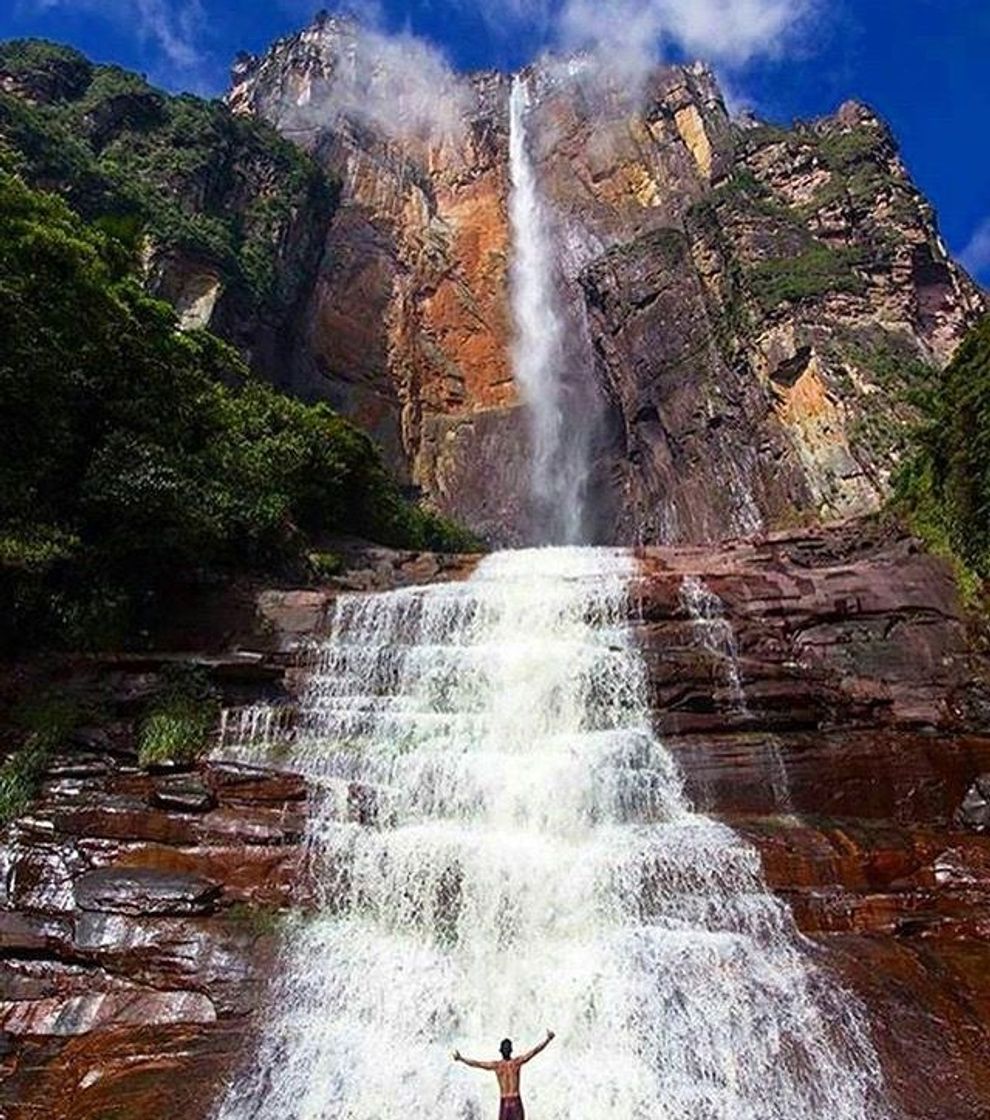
left=453, top=1031, right=555, bottom=1119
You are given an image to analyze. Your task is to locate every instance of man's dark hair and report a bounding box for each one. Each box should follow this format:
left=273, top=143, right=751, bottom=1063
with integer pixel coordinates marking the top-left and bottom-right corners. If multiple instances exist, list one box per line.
left=500, top=1039, right=512, bottom=1059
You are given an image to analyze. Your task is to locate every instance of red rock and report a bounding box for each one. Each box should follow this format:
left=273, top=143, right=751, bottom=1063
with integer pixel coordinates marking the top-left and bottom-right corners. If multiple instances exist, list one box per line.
left=204, top=761, right=307, bottom=804
left=0, top=988, right=216, bottom=1037
left=149, top=775, right=215, bottom=813
left=74, top=868, right=221, bottom=917
left=2, top=522, right=990, bottom=1120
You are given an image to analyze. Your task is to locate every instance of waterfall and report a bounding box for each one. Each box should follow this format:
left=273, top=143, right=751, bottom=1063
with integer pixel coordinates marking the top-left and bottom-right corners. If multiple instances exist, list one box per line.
left=680, top=576, right=747, bottom=711
left=217, top=548, right=887, bottom=1120
left=680, top=575, right=793, bottom=812
left=508, top=77, right=588, bottom=544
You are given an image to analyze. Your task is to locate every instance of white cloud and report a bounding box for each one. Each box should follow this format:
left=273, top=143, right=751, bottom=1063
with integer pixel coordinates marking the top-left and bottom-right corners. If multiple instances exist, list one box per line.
left=561, top=0, right=814, bottom=74
left=277, top=20, right=470, bottom=146
left=25, top=0, right=206, bottom=70
left=471, top=0, right=814, bottom=84
left=960, top=218, right=990, bottom=283
left=135, top=0, right=204, bottom=68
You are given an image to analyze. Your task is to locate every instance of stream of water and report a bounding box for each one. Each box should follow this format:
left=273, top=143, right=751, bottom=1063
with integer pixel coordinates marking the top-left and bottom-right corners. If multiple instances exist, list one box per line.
left=216, top=548, right=887, bottom=1120
left=508, top=76, right=588, bottom=544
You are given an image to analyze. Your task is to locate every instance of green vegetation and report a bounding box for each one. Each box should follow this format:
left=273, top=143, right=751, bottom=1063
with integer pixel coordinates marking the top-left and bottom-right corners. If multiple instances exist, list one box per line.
left=307, top=551, right=346, bottom=580
left=0, top=39, right=92, bottom=100
left=0, top=692, right=81, bottom=825
left=137, top=665, right=218, bottom=766
left=0, top=167, right=477, bottom=652
left=225, top=901, right=293, bottom=938
left=895, top=316, right=990, bottom=598
left=0, top=39, right=334, bottom=307
left=838, top=334, right=936, bottom=392
left=747, top=242, right=865, bottom=312
left=817, top=126, right=886, bottom=173
left=138, top=695, right=216, bottom=766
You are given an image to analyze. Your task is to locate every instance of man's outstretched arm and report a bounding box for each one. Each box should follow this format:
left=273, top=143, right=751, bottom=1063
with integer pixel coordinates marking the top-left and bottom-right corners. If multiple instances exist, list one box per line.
left=517, top=1030, right=555, bottom=1064
left=452, top=1050, right=498, bottom=1070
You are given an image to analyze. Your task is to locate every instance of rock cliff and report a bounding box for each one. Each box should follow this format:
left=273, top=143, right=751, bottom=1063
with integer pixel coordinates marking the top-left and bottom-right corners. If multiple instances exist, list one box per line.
left=228, top=17, right=985, bottom=545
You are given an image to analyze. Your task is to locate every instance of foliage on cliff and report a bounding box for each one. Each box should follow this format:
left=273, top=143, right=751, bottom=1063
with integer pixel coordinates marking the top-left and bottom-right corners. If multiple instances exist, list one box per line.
left=896, top=316, right=990, bottom=592
left=0, top=169, right=476, bottom=653
left=0, top=38, right=334, bottom=308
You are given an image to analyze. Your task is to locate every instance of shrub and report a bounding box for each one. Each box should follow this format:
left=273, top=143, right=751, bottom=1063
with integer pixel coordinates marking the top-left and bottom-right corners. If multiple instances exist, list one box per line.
left=0, top=43, right=334, bottom=307
left=138, top=695, right=217, bottom=766
left=137, top=665, right=219, bottom=767
left=0, top=692, right=81, bottom=825
left=895, top=316, right=990, bottom=595
left=0, top=39, right=93, bottom=102
left=307, top=551, right=345, bottom=580
left=748, top=242, right=865, bottom=311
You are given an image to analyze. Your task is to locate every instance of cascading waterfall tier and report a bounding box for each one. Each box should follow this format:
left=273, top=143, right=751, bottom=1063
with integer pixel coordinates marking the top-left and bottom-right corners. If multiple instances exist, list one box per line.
left=217, top=547, right=888, bottom=1120
left=508, top=77, right=588, bottom=545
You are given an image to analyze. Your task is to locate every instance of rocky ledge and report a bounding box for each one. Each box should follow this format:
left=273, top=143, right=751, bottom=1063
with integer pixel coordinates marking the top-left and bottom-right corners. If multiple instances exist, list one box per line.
left=0, top=759, right=307, bottom=1119
left=2, top=524, right=990, bottom=1118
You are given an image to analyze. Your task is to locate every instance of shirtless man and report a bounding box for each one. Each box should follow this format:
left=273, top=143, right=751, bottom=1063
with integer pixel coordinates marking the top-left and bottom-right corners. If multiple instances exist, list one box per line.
left=453, top=1030, right=555, bottom=1120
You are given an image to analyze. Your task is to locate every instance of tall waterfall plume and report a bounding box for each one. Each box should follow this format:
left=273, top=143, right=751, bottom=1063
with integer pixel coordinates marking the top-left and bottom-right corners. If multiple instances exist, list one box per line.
left=217, top=548, right=888, bottom=1120
left=508, top=76, right=590, bottom=544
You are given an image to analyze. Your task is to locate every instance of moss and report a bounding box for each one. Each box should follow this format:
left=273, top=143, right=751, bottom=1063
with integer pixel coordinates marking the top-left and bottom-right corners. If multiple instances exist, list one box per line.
left=747, top=242, right=865, bottom=311
left=225, top=901, right=293, bottom=938
left=307, top=550, right=345, bottom=580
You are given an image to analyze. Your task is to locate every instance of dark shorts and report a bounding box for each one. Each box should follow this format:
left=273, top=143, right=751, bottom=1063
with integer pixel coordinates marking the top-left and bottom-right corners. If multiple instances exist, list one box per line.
left=499, top=1096, right=525, bottom=1120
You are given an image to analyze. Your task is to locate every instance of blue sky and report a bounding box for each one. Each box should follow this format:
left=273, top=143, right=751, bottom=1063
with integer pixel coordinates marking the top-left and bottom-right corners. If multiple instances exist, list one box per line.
left=2, top=0, right=988, bottom=284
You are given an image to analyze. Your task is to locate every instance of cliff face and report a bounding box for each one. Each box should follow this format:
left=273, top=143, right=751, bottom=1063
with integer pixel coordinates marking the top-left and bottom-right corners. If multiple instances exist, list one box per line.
left=228, top=23, right=525, bottom=539
left=228, top=19, right=985, bottom=545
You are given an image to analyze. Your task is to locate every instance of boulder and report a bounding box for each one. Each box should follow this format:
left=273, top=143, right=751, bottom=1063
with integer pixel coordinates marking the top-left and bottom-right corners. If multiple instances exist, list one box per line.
left=956, top=775, right=990, bottom=832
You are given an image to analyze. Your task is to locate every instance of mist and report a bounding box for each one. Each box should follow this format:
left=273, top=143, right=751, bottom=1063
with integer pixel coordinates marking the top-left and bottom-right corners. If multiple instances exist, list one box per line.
left=273, top=14, right=470, bottom=146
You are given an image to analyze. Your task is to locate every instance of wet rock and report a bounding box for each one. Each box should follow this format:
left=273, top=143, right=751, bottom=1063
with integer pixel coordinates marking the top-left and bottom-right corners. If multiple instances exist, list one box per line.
left=1, top=522, right=989, bottom=1120
left=74, top=868, right=221, bottom=917
left=0, top=988, right=216, bottom=1037
left=204, top=762, right=306, bottom=804
left=0, top=912, right=73, bottom=955
left=150, top=776, right=216, bottom=814
left=48, top=751, right=111, bottom=779
left=956, top=775, right=990, bottom=832
left=255, top=590, right=335, bottom=647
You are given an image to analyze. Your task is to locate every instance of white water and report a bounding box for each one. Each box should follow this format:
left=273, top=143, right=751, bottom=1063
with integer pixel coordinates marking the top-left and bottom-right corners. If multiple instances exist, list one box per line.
left=680, top=575, right=793, bottom=813
left=680, top=576, right=746, bottom=711
left=217, top=548, right=887, bottom=1120
left=508, top=77, right=588, bottom=544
